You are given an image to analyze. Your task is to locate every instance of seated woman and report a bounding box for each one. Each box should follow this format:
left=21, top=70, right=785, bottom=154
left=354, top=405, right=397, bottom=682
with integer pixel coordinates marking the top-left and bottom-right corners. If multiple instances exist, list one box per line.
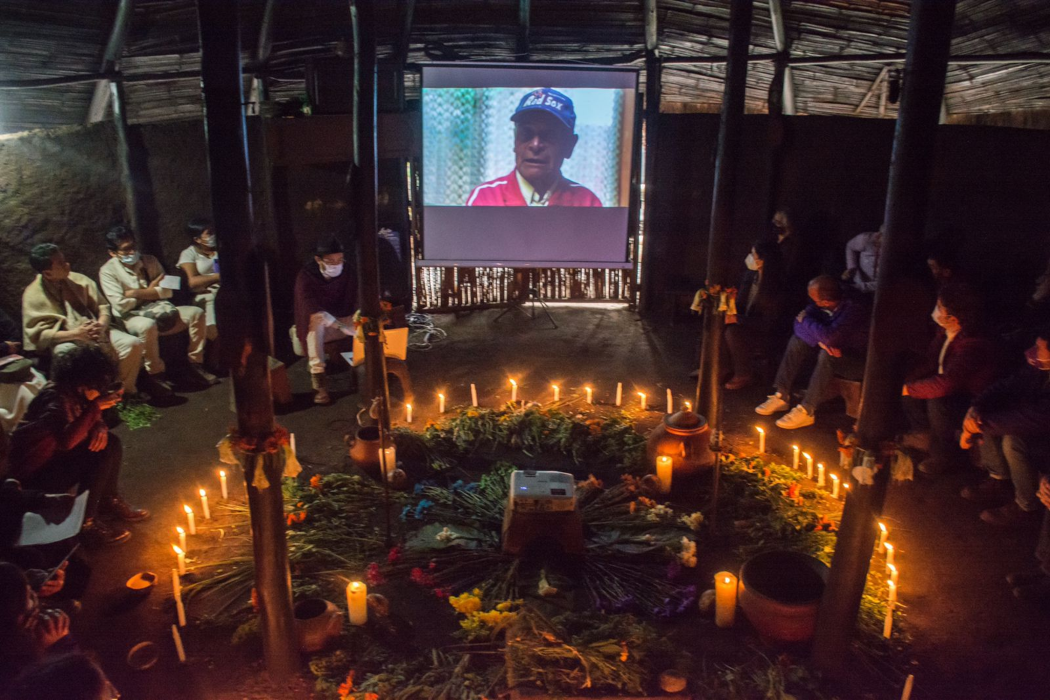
left=177, top=217, right=220, bottom=342
left=723, top=238, right=789, bottom=390
left=8, top=345, right=148, bottom=548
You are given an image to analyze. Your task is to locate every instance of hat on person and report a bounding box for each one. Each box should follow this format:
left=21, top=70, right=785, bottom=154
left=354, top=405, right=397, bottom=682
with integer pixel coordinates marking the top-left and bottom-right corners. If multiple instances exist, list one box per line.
left=511, top=88, right=576, bottom=132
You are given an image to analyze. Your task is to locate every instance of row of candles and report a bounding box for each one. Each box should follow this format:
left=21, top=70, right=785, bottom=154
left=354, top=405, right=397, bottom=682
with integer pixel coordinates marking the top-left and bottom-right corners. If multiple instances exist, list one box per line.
left=755, top=427, right=849, bottom=500
left=409, top=381, right=689, bottom=422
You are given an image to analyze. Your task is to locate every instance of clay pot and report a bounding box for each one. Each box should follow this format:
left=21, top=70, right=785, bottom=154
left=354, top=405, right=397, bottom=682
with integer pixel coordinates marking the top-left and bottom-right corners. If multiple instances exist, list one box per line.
left=294, top=598, right=343, bottom=653
left=738, top=550, right=829, bottom=645
left=645, top=411, right=716, bottom=497
left=347, top=426, right=381, bottom=472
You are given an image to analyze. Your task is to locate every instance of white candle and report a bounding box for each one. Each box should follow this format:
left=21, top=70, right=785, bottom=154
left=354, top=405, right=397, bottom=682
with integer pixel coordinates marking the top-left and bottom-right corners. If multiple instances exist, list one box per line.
left=817, top=463, right=825, bottom=488
left=878, top=522, right=888, bottom=553
left=887, top=578, right=898, bottom=605
left=380, top=446, right=397, bottom=481
left=290, top=432, right=297, bottom=457
left=438, top=393, right=445, bottom=414
left=173, top=544, right=186, bottom=576
left=714, top=572, right=738, bottom=628
left=173, top=568, right=187, bottom=627
left=184, top=505, right=196, bottom=535
left=883, top=598, right=895, bottom=638
left=176, top=526, right=186, bottom=552
left=888, top=563, right=899, bottom=587
left=199, top=489, right=210, bottom=520
left=900, top=674, right=914, bottom=700
left=615, top=382, right=622, bottom=407
left=219, top=470, right=228, bottom=500
left=831, top=473, right=840, bottom=498
left=804, top=453, right=813, bottom=480
left=471, top=383, right=478, bottom=407
left=406, top=403, right=413, bottom=423
left=585, top=386, right=593, bottom=404
left=552, top=384, right=560, bottom=402
left=885, top=542, right=895, bottom=570
left=172, top=624, right=186, bottom=663
left=756, top=426, right=766, bottom=453
left=346, top=581, right=368, bottom=626
left=171, top=568, right=181, bottom=599
left=510, top=379, right=517, bottom=403
left=656, top=455, right=673, bottom=495
left=666, top=388, right=673, bottom=414
left=638, top=392, right=646, bottom=410
left=792, top=445, right=800, bottom=470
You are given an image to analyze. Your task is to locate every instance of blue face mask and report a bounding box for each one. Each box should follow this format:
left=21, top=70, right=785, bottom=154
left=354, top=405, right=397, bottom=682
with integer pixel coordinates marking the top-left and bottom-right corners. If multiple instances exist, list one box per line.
left=119, top=252, right=141, bottom=266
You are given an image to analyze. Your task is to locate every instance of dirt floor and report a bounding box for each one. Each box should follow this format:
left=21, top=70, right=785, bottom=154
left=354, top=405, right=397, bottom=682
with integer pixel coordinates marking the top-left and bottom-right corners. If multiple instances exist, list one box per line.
left=67, top=304, right=1050, bottom=699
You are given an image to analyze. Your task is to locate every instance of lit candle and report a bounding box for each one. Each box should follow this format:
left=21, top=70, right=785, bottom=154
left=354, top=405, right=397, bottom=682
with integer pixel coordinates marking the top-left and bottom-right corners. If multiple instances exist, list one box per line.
left=638, top=392, right=646, bottom=410
left=219, top=470, right=228, bottom=500
left=900, top=674, right=915, bottom=700
left=380, top=446, right=397, bottom=481
left=552, top=384, right=560, bottom=402
left=471, top=383, right=478, bottom=407
left=183, top=505, right=196, bottom=535
left=173, top=568, right=186, bottom=627
left=176, top=526, right=186, bottom=552
left=173, top=544, right=186, bottom=576
left=831, top=473, right=840, bottom=498
left=888, top=563, right=899, bottom=588
left=843, top=483, right=851, bottom=496
left=756, top=426, right=766, bottom=453
left=615, top=382, right=623, bottom=407
left=885, top=542, right=895, bottom=570
left=438, top=393, right=445, bottom=414
left=714, top=572, right=738, bottom=628
left=406, top=403, right=413, bottom=423
left=878, top=522, right=888, bottom=553
left=346, top=581, right=368, bottom=626
left=887, top=578, right=897, bottom=605
left=804, top=453, right=813, bottom=479
left=684, top=401, right=691, bottom=412
left=585, top=386, right=593, bottom=404
left=510, top=379, right=517, bottom=403
left=199, top=489, right=210, bottom=520
left=792, top=445, right=800, bottom=470
left=666, top=388, right=673, bottom=414
left=655, top=455, right=673, bottom=495
left=883, top=598, right=895, bottom=639
left=172, top=624, right=186, bottom=663
left=290, top=432, right=297, bottom=458
left=817, top=463, right=825, bottom=488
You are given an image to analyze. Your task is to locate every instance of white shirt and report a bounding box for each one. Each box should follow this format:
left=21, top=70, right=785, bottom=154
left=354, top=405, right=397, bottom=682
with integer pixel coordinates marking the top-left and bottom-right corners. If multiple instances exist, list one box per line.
left=516, top=170, right=557, bottom=207
left=177, top=245, right=220, bottom=293
left=99, top=255, right=168, bottom=318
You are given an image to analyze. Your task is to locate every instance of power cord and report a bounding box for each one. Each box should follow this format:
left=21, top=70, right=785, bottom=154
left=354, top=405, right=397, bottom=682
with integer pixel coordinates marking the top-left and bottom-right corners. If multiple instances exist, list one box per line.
left=406, top=312, right=447, bottom=351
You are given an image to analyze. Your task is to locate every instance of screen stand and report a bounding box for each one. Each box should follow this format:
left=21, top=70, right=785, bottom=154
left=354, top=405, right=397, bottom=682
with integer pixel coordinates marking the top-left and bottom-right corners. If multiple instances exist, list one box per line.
left=493, top=287, right=557, bottom=329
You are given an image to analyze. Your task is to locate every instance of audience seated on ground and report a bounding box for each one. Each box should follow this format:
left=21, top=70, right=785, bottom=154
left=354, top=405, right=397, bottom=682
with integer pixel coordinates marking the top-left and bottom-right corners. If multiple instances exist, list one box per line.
left=98, top=225, right=217, bottom=390
left=0, top=562, right=77, bottom=688
left=960, top=329, right=1050, bottom=534
left=293, top=236, right=358, bottom=406
left=723, top=238, right=789, bottom=391
left=842, top=225, right=883, bottom=294
left=20, top=244, right=150, bottom=401
left=901, top=283, right=1004, bottom=476
left=176, top=217, right=220, bottom=343
left=755, top=275, right=871, bottom=430
left=8, top=345, right=148, bottom=548
left=8, top=652, right=117, bottom=700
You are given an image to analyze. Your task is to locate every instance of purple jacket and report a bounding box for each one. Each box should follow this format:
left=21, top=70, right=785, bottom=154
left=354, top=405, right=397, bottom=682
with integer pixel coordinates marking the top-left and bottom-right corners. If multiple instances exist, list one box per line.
left=793, top=294, right=871, bottom=353
left=974, top=365, right=1050, bottom=438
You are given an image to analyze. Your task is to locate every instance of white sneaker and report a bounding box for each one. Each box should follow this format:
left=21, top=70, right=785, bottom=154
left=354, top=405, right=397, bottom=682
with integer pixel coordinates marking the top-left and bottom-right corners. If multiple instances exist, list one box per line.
left=776, top=405, right=815, bottom=429
left=755, top=393, right=790, bottom=415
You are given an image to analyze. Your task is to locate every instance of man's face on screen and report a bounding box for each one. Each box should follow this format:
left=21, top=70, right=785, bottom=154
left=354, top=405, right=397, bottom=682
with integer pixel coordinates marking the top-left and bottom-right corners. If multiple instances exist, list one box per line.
left=513, top=111, right=578, bottom=191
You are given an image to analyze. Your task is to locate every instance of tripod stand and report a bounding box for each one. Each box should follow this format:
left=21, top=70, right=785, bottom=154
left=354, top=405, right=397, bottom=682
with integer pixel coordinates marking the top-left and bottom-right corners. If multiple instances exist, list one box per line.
left=493, top=287, right=558, bottom=329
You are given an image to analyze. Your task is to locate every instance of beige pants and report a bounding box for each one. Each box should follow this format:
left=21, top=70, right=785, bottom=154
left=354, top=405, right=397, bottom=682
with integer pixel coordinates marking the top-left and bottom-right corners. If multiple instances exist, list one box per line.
left=193, top=290, right=218, bottom=341
left=53, top=328, right=145, bottom=393
left=123, top=305, right=206, bottom=373
left=306, top=312, right=354, bottom=374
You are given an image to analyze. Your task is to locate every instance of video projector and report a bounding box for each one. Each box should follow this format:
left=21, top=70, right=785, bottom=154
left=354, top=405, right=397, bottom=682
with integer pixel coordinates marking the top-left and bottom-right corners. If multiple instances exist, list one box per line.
left=508, top=470, right=576, bottom=513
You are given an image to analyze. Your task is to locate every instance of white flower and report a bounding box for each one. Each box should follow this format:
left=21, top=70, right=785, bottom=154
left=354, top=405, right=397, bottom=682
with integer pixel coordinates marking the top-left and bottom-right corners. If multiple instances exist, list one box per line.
left=678, top=537, right=697, bottom=568
left=647, top=504, right=673, bottom=521
left=436, top=527, right=457, bottom=543
left=679, top=512, right=704, bottom=532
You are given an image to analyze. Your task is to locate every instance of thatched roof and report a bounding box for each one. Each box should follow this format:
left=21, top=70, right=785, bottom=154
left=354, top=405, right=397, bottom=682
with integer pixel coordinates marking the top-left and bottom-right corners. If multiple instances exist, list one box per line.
left=1, top=0, right=1048, bottom=134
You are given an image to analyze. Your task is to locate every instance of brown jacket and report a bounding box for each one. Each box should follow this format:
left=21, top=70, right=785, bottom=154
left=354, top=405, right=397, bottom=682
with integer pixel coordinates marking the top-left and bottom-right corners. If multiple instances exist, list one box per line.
left=21, top=273, right=109, bottom=354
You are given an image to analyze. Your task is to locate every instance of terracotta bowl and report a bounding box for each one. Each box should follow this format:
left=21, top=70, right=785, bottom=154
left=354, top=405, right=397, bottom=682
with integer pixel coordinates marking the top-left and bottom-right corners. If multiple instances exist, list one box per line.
left=738, top=550, right=828, bottom=644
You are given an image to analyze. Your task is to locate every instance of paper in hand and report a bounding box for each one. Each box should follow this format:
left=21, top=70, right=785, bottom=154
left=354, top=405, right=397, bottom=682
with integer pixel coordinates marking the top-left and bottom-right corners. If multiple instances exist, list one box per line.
left=18, top=491, right=89, bottom=546
left=159, top=275, right=182, bottom=290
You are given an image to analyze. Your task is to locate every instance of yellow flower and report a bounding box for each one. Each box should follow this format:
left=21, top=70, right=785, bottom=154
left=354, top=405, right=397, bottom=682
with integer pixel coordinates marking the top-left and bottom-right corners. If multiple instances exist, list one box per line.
left=449, top=591, right=482, bottom=615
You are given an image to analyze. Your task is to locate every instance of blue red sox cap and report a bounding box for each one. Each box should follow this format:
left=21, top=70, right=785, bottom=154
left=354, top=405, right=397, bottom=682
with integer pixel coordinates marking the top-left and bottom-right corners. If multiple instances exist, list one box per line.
left=510, top=88, right=576, bottom=132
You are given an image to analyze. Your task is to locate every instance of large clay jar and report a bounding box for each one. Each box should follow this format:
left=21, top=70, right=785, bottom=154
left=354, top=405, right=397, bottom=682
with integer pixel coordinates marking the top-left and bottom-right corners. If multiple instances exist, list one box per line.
left=645, top=411, right=716, bottom=497
left=347, top=426, right=381, bottom=473
left=294, top=598, right=343, bottom=653
left=738, top=550, right=829, bottom=645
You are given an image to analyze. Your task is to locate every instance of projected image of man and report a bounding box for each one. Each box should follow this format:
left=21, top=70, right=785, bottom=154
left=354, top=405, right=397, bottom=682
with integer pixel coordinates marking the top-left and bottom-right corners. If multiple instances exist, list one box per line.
left=466, top=89, right=602, bottom=207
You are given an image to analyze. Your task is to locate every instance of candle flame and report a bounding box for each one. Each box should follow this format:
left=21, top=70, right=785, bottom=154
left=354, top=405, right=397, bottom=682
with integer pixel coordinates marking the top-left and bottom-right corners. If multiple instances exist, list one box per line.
left=756, top=426, right=764, bottom=434
left=406, top=403, right=412, bottom=410
left=349, top=581, right=363, bottom=591
left=888, top=579, right=896, bottom=590
left=888, top=563, right=897, bottom=575
left=844, top=483, right=851, bottom=489
left=220, top=470, right=225, bottom=478
left=684, top=402, right=691, bottom=410
left=723, top=576, right=731, bottom=584
left=176, top=526, right=184, bottom=535
left=552, top=384, right=559, bottom=390
left=183, top=505, right=192, bottom=514
left=509, top=379, right=517, bottom=387
left=793, top=445, right=799, bottom=450
left=803, top=452, right=811, bottom=460
left=438, top=393, right=444, bottom=399
left=879, top=522, right=887, bottom=534
left=173, top=545, right=184, bottom=556
left=199, top=488, right=206, bottom=497
left=831, top=473, right=839, bottom=481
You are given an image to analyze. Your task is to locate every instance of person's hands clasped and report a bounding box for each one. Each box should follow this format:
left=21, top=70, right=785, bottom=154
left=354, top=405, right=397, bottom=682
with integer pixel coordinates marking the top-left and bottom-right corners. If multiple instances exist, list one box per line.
left=28, top=608, right=71, bottom=649
left=96, top=388, right=123, bottom=411
left=87, top=424, right=110, bottom=452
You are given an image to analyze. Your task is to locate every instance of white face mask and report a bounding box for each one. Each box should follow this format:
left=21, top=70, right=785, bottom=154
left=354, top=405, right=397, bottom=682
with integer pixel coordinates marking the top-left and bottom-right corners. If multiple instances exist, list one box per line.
left=931, top=304, right=949, bottom=328
left=119, top=252, right=141, bottom=266
left=199, top=234, right=216, bottom=249
left=321, top=262, right=344, bottom=278
left=745, top=253, right=759, bottom=271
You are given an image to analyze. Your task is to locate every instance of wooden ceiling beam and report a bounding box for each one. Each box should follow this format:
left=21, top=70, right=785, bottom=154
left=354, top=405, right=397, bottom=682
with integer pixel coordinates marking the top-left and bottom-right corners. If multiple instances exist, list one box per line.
left=86, top=0, right=133, bottom=124
left=854, top=65, right=889, bottom=114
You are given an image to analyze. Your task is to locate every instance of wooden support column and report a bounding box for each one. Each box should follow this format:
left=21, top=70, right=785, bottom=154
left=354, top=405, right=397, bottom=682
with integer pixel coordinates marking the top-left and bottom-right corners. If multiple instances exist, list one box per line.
left=638, top=0, right=660, bottom=316
left=767, top=0, right=795, bottom=115
left=87, top=0, right=132, bottom=124
left=812, top=0, right=957, bottom=674
left=110, top=79, right=141, bottom=235
left=517, top=0, right=531, bottom=61
left=196, top=0, right=299, bottom=682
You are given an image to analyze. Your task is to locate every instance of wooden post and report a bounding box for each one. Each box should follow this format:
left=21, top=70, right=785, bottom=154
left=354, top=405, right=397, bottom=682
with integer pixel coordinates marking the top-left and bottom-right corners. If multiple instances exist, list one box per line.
left=109, top=79, right=140, bottom=235
left=87, top=0, right=132, bottom=124
left=812, top=0, right=957, bottom=674
left=196, top=0, right=299, bottom=681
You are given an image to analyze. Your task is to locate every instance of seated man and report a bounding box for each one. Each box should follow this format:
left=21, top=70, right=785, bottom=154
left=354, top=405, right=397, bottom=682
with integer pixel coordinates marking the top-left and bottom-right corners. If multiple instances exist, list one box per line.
left=294, top=237, right=357, bottom=405
left=177, top=217, right=220, bottom=342
left=903, top=283, right=1003, bottom=476
left=961, top=330, right=1050, bottom=530
left=0, top=563, right=77, bottom=688
left=755, top=275, right=871, bottom=429
left=9, top=345, right=148, bottom=548
left=98, top=225, right=216, bottom=387
left=842, top=225, right=883, bottom=294
left=21, top=244, right=155, bottom=400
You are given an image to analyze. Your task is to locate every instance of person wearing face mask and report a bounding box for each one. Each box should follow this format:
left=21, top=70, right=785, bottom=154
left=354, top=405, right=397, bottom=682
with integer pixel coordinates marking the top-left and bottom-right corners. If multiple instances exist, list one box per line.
left=177, top=217, right=220, bottom=342
left=294, top=236, right=357, bottom=405
left=901, top=283, right=1003, bottom=477
left=723, top=239, right=788, bottom=390
left=99, top=225, right=216, bottom=390
left=755, top=275, right=871, bottom=429
left=960, top=331, right=1050, bottom=539
left=8, top=345, right=148, bottom=548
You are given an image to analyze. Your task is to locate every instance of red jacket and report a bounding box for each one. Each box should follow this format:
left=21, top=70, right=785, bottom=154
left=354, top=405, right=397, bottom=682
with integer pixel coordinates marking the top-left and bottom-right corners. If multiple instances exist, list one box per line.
left=904, top=330, right=1003, bottom=400
left=466, top=170, right=602, bottom=207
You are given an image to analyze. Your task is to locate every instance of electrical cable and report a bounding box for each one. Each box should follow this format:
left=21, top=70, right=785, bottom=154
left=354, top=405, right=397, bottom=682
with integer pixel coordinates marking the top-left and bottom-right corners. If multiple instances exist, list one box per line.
left=406, top=312, right=447, bottom=351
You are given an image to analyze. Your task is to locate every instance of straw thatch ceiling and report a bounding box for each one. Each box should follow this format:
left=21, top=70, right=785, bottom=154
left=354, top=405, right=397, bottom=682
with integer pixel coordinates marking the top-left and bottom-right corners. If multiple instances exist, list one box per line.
left=1, top=0, right=1048, bottom=134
